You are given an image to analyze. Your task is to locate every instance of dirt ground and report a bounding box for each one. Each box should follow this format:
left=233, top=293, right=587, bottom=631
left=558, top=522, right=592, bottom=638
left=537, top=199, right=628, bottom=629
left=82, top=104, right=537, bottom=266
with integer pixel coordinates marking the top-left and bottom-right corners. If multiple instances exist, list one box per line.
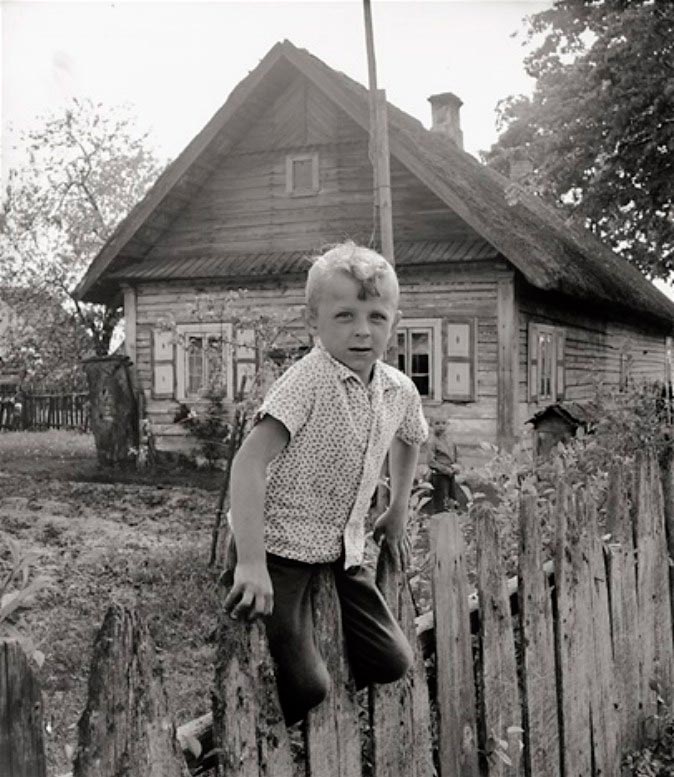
left=0, top=430, right=223, bottom=775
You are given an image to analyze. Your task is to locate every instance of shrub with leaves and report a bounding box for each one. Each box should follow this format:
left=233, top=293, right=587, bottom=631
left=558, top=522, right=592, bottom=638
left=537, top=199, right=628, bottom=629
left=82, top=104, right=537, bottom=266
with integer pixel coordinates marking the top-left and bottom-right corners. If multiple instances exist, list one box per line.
left=0, top=533, right=50, bottom=666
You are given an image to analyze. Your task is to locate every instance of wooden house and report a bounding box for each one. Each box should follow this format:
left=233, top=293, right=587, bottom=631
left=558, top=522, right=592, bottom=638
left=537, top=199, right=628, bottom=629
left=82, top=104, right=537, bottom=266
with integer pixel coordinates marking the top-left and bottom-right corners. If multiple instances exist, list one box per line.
left=76, top=41, right=674, bottom=464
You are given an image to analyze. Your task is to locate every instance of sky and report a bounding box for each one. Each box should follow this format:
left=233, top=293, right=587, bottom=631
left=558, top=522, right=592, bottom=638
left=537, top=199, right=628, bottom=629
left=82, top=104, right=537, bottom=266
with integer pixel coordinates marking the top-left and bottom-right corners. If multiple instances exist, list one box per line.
left=1, top=0, right=553, bottom=180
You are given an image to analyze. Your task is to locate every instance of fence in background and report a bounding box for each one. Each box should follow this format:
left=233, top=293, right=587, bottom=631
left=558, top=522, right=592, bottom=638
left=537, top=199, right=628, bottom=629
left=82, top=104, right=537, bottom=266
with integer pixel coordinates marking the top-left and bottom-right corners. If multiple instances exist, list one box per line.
left=3, top=451, right=673, bottom=776
left=0, top=391, right=89, bottom=432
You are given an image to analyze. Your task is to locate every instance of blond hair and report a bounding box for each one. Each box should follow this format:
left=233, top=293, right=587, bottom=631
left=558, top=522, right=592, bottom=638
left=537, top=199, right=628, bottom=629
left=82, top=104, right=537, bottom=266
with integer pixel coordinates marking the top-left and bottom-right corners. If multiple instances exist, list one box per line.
left=305, top=242, right=399, bottom=312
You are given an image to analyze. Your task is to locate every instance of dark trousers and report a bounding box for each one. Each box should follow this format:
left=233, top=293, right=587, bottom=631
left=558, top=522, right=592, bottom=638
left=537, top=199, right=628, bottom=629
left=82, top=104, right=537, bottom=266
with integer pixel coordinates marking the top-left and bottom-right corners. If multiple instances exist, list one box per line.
left=264, top=553, right=414, bottom=724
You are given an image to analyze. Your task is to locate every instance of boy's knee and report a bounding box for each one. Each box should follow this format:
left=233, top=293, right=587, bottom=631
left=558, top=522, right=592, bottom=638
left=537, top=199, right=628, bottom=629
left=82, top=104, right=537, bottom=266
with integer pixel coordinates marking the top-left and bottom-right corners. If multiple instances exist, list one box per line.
left=279, top=662, right=330, bottom=724
left=372, top=639, right=414, bottom=685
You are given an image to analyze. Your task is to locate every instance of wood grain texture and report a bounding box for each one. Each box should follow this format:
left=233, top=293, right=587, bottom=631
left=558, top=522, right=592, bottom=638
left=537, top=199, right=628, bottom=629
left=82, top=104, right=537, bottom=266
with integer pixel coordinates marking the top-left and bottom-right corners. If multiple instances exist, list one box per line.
left=73, top=604, right=188, bottom=777
left=0, top=639, right=47, bottom=777
left=497, top=277, right=517, bottom=449
left=554, top=483, right=592, bottom=777
left=476, top=502, right=524, bottom=776
left=518, top=496, right=560, bottom=777
left=431, top=513, right=479, bottom=777
left=305, top=568, right=361, bottom=777
left=370, top=543, right=433, bottom=777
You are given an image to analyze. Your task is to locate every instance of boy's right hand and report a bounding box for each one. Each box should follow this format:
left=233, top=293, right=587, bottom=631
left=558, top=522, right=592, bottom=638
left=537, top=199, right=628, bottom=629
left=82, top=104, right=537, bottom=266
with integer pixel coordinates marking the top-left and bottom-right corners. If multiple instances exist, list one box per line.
left=223, top=562, right=274, bottom=621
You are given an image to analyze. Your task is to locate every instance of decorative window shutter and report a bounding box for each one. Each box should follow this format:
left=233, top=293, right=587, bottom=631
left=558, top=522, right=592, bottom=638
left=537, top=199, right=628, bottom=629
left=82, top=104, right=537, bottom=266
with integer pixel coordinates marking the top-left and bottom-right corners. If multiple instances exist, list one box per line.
left=555, top=329, right=566, bottom=401
left=445, top=319, right=476, bottom=401
left=528, top=322, right=539, bottom=402
left=233, top=328, right=257, bottom=399
left=152, top=329, right=174, bottom=398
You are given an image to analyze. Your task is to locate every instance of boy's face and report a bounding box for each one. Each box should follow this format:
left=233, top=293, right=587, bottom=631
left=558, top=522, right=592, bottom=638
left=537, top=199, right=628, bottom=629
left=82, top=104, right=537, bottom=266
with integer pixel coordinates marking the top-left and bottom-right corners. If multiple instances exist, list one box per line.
left=306, top=271, right=400, bottom=383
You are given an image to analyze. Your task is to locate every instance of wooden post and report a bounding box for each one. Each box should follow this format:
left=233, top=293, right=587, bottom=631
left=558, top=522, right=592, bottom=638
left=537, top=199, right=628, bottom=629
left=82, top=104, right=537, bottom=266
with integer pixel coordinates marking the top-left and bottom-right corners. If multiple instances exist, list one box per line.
left=370, top=543, right=433, bottom=777
left=212, top=608, right=294, bottom=777
left=497, top=276, right=517, bottom=450
left=431, top=512, right=479, bottom=777
left=306, top=568, right=361, bottom=777
left=0, top=639, right=47, bottom=777
left=518, top=496, right=560, bottom=777
left=476, top=503, right=524, bottom=776
left=72, top=604, right=187, bottom=777
left=554, top=482, right=592, bottom=777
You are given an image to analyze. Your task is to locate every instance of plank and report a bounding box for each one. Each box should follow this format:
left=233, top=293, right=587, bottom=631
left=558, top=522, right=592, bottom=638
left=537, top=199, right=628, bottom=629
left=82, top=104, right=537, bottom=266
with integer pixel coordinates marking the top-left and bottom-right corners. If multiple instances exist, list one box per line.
left=585, top=492, right=620, bottom=776
left=370, top=543, right=433, bottom=777
left=431, top=512, right=479, bottom=777
left=554, top=482, right=592, bottom=777
left=518, top=495, right=560, bottom=777
left=73, top=604, right=188, bottom=777
left=634, top=452, right=659, bottom=724
left=212, top=607, right=294, bottom=777
left=605, top=462, right=640, bottom=752
left=659, top=450, right=674, bottom=692
left=476, top=502, right=524, bottom=776
left=0, top=639, right=47, bottom=777
left=497, top=277, right=517, bottom=448
left=305, top=567, right=361, bottom=777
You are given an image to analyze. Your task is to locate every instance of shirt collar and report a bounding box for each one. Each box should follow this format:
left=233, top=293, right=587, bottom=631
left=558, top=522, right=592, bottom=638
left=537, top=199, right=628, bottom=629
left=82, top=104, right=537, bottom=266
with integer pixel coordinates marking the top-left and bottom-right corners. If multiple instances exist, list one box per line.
left=314, top=341, right=401, bottom=392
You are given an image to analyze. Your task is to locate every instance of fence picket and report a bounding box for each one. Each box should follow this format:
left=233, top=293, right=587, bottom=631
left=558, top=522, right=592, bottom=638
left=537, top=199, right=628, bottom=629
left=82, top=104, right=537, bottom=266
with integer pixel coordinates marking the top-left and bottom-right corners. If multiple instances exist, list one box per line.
left=649, top=453, right=674, bottom=705
left=370, top=543, right=433, bottom=777
left=554, top=483, right=592, bottom=777
left=518, top=495, right=560, bottom=777
left=606, top=462, right=641, bottom=753
left=73, top=604, right=187, bottom=777
left=476, top=503, right=524, bottom=776
left=0, top=639, right=47, bottom=777
left=585, top=493, right=620, bottom=776
left=634, top=453, right=659, bottom=725
left=431, top=513, right=479, bottom=777
left=305, top=567, right=362, bottom=777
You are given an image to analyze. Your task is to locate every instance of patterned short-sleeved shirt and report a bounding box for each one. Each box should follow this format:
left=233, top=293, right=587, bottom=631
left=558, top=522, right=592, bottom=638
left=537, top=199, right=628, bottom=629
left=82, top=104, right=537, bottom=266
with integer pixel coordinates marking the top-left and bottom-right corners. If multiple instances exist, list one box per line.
left=255, top=343, right=428, bottom=568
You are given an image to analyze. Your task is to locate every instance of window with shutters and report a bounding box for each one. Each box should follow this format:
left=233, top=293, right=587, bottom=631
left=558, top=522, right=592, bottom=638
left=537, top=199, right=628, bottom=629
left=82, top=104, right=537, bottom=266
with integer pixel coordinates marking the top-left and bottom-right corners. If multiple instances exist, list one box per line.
left=528, top=322, right=566, bottom=404
left=397, top=319, right=442, bottom=401
left=171, top=323, right=259, bottom=401
left=445, top=319, right=477, bottom=402
left=286, top=152, right=319, bottom=196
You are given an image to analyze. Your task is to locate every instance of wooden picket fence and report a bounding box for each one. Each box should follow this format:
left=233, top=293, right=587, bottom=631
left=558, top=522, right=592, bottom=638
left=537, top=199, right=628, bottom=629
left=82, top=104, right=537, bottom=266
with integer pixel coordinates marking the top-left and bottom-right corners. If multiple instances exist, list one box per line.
left=0, top=391, right=89, bottom=431
left=2, top=450, right=674, bottom=777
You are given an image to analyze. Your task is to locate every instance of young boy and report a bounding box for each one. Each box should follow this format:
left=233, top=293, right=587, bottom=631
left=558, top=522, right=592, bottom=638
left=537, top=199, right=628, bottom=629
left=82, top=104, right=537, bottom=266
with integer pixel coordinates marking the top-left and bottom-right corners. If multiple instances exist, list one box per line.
left=224, top=242, right=428, bottom=724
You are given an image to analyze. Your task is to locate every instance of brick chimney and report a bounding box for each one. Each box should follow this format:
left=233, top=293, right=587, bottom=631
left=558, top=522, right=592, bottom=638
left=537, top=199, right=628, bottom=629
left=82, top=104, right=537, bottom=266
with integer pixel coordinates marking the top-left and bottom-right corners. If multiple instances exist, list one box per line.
left=428, top=92, right=463, bottom=149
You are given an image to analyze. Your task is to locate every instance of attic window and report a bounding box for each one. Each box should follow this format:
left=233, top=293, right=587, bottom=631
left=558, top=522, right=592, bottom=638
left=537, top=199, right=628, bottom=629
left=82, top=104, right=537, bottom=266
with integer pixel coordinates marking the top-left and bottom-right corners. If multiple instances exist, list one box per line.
left=286, top=153, right=319, bottom=196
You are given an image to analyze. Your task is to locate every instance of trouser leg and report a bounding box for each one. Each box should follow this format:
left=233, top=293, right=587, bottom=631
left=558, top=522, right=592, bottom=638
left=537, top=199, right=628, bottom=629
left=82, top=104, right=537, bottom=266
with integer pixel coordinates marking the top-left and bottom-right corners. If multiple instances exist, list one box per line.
left=264, top=554, right=331, bottom=724
left=333, top=560, right=414, bottom=689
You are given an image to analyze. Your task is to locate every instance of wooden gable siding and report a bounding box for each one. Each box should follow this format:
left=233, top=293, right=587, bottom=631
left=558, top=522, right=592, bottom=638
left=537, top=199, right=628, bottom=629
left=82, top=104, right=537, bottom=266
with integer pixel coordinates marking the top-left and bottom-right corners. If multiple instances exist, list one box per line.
left=517, top=283, right=668, bottom=425
left=141, top=77, right=483, bottom=263
left=133, top=268, right=505, bottom=459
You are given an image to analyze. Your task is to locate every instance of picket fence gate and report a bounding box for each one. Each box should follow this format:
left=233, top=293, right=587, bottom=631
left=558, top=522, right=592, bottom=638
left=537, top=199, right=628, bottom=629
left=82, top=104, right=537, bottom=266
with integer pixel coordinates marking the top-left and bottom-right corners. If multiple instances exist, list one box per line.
left=2, top=450, right=674, bottom=777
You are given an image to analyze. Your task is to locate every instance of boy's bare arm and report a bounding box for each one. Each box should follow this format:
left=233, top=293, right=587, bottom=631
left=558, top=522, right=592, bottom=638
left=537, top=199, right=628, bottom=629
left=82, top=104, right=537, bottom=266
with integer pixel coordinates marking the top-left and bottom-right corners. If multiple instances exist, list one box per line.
left=224, top=415, right=289, bottom=620
left=373, top=437, right=420, bottom=557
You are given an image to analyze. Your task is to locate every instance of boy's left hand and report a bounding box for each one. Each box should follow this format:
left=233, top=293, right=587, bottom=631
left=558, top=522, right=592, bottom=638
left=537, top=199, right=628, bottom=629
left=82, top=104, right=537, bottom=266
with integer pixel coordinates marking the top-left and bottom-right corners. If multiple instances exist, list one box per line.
left=373, top=505, right=411, bottom=571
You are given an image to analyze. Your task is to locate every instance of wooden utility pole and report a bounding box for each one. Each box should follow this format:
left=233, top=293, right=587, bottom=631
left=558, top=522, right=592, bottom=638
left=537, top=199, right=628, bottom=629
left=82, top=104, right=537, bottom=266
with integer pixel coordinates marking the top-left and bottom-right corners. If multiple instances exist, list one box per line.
left=363, top=0, right=394, bottom=265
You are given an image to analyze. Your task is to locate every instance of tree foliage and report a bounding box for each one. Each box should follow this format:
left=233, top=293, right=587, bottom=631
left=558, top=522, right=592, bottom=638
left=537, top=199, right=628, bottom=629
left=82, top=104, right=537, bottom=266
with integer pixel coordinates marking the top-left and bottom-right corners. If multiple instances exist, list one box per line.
left=484, top=0, right=674, bottom=280
left=0, top=98, right=164, bottom=365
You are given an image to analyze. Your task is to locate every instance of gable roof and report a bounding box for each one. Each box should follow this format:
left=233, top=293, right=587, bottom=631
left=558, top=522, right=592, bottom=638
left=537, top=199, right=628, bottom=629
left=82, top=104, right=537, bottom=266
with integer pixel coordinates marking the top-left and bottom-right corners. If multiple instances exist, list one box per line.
left=76, top=40, right=674, bottom=329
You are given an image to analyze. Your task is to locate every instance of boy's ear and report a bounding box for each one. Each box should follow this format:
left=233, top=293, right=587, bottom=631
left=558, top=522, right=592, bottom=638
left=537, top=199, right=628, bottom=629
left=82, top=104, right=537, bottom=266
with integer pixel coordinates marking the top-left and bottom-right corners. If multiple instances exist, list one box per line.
left=393, top=309, right=402, bottom=328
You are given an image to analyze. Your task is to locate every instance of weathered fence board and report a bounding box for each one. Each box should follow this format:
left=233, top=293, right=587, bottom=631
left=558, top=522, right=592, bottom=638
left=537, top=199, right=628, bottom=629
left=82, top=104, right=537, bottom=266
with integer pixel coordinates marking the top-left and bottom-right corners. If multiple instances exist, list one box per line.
left=72, top=604, right=187, bottom=777
left=606, top=462, right=640, bottom=753
left=0, top=639, right=47, bottom=777
left=585, top=493, right=620, bottom=777
left=554, top=484, right=593, bottom=777
left=476, top=503, right=524, bottom=776
left=370, top=543, right=433, bottom=777
left=305, top=567, right=362, bottom=777
left=518, top=495, right=560, bottom=777
left=432, top=513, right=479, bottom=777
left=212, top=612, right=294, bottom=777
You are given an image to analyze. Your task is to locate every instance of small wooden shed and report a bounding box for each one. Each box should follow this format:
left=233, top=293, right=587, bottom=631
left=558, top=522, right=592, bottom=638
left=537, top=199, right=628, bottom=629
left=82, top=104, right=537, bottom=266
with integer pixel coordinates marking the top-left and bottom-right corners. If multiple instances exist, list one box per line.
left=75, top=41, right=674, bottom=464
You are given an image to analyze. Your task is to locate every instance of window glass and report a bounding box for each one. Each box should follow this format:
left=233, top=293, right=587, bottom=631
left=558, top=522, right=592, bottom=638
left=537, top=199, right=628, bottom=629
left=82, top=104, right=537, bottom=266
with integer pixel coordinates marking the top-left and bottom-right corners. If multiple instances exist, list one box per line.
left=187, top=336, right=204, bottom=395
left=538, top=331, right=554, bottom=400
left=410, top=330, right=431, bottom=397
left=206, top=336, right=226, bottom=394
left=292, top=159, right=314, bottom=192
left=397, top=330, right=407, bottom=373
